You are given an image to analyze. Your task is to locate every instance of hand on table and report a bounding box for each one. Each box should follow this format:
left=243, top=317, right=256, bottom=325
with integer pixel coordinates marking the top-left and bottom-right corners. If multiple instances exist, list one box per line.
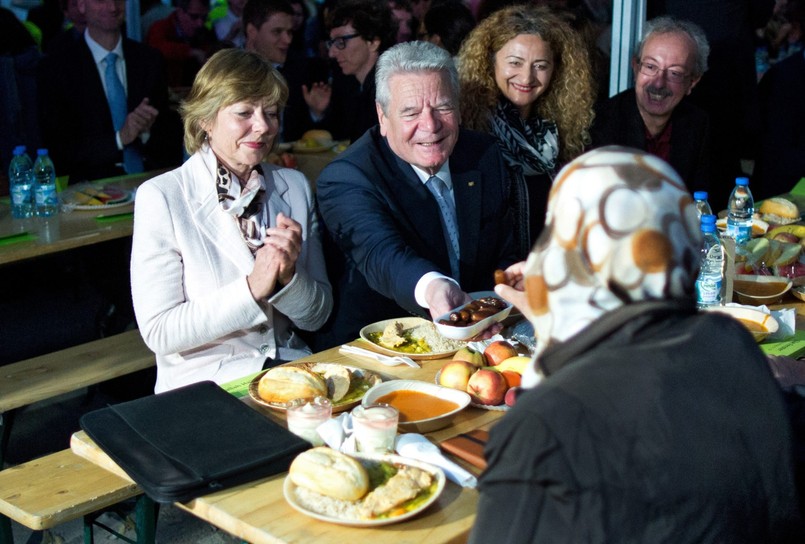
left=247, top=213, right=302, bottom=300
left=119, top=98, right=159, bottom=145
left=302, top=82, right=332, bottom=118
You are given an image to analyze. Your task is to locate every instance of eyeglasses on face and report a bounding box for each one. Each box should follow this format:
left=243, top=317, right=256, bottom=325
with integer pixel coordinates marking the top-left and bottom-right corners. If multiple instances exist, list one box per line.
left=326, top=33, right=359, bottom=50
left=638, top=61, right=690, bottom=83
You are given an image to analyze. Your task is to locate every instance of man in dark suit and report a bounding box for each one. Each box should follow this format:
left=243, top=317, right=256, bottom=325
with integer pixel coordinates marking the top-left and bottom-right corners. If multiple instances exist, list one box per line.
left=590, top=16, right=712, bottom=195
left=315, top=41, right=518, bottom=349
left=37, top=0, right=182, bottom=183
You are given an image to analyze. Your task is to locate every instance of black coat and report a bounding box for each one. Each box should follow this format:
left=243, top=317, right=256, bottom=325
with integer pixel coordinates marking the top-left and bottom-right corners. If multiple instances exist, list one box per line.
left=470, top=299, right=802, bottom=543
left=590, top=88, right=711, bottom=196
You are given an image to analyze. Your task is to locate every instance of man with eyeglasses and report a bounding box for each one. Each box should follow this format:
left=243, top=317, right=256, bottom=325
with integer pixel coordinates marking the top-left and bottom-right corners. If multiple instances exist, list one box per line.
left=590, top=16, right=712, bottom=193
left=146, top=0, right=216, bottom=88
left=283, top=0, right=396, bottom=143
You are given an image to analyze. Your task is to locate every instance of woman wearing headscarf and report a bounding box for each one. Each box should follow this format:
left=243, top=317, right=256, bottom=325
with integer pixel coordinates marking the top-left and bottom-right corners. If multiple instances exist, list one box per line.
left=458, top=4, right=596, bottom=256
left=131, top=49, right=332, bottom=393
left=470, top=147, right=802, bottom=543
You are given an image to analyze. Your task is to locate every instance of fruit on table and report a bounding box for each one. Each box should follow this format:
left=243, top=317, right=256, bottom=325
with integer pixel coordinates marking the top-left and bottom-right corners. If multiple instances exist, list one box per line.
left=495, top=355, right=530, bottom=374
left=743, top=237, right=801, bottom=267
left=764, top=224, right=805, bottom=241
left=438, top=360, right=476, bottom=391
left=452, top=347, right=485, bottom=369
left=483, top=340, right=518, bottom=366
left=499, top=370, right=521, bottom=389
left=467, top=368, right=507, bottom=406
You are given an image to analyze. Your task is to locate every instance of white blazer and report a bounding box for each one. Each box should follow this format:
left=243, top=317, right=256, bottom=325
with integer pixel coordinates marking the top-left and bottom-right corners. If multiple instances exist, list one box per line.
left=131, top=146, right=333, bottom=393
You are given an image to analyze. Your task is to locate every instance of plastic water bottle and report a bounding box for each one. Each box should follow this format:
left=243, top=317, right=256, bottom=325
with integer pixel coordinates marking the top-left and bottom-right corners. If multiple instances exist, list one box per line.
left=8, top=145, right=34, bottom=219
left=725, top=177, right=754, bottom=246
left=33, top=148, right=58, bottom=217
left=696, top=214, right=724, bottom=309
left=693, top=191, right=713, bottom=221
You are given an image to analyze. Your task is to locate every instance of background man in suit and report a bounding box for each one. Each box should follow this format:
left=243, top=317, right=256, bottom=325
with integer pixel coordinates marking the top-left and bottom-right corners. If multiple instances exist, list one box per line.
left=37, top=0, right=182, bottom=182
left=590, top=16, right=712, bottom=194
left=314, top=41, right=518, bottom=349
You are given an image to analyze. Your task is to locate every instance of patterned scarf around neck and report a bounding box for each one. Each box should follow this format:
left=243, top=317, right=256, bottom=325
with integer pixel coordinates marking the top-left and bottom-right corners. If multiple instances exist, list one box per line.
left=491, top=98, right=559, bottom=177
left=216, top=161, right=267, bottom=254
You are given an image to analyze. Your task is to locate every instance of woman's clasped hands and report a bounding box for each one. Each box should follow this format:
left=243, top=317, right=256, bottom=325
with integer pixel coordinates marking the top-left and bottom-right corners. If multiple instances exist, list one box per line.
left=247, top=212, right=302, bottom=300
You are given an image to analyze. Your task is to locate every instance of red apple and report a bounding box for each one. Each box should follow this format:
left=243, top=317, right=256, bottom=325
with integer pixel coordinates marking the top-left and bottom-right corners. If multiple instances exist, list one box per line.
left=438, top=360, right=477, bottom=391
left=467, top=368, right=507, bottom=405
left=452, top=347, right=486, bottom=369
left=483, top=340, right=518, bottom=366
left=504, top=386, right=520, bottom=407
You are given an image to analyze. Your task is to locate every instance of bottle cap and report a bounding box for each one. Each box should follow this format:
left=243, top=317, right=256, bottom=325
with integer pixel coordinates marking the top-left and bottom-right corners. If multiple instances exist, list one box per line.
left=37, top=148, right=48, bottom=156
left=736, top=177, right=749, bottom=186
left=693, top=191, right=708, bottom=200
left=12, top=146, right=24, bottom=156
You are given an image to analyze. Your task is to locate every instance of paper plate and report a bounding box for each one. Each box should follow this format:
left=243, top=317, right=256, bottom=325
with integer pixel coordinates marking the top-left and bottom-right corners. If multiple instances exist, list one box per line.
left=359, top=317, right=465, bottom=360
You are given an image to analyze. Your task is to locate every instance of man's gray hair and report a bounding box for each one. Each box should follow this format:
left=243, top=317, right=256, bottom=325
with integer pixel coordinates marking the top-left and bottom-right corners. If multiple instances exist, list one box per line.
left=375, top=41, right=460, bottom=114
left=637, top=16, right=710, bottom=77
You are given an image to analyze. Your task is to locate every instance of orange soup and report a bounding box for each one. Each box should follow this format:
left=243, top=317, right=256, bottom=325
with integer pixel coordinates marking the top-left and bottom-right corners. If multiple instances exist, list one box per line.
left=737, top=318, right=767, bottom=333
left=375, top=390, right=459, bottom=422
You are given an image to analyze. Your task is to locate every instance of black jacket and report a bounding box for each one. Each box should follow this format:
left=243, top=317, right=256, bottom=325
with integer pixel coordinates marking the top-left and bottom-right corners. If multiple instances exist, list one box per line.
left=470, top=299, right=802, bottom=543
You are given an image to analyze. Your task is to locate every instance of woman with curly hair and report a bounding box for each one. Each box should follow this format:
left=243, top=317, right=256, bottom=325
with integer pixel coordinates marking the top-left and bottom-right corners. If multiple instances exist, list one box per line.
left=457, top=4, right=596, bottom=255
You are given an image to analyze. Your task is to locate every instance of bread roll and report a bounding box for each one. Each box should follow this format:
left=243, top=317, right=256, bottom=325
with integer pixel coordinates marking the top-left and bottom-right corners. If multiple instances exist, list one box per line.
left=258, top=366, right=327, bottom=404
left=302, top=129, right=333, bottom=145
left=289, top=447, right=369, bottom=501
left=759, top=197, right=800, bottom=224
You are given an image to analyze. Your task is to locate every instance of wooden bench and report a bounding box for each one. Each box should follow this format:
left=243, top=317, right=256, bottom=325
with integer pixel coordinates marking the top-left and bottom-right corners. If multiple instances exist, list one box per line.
left=0, top=448, right=154, bottom=544
left=0, top=329, right=155, bottom=466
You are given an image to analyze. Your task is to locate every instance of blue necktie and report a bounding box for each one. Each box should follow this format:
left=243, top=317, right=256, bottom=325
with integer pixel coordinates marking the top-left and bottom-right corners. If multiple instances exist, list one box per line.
left=104, top=52, right=143, bottom=173
left=426, top=175, right=460, bottom=280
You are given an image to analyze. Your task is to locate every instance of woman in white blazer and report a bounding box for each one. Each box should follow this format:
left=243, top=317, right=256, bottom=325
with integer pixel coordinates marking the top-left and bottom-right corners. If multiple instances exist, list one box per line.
left=131, top=49, right=332, bottom=393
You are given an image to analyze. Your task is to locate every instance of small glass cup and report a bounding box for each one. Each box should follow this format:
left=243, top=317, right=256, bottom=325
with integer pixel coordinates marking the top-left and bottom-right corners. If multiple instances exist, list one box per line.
left=351, top=403, right=399, bottom=454
left=285, top=397, right=332, bottom=446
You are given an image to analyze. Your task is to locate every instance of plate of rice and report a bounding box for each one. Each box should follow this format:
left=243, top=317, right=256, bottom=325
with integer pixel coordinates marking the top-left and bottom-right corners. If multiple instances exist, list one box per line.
left=359, top=317, right=466, bottom=360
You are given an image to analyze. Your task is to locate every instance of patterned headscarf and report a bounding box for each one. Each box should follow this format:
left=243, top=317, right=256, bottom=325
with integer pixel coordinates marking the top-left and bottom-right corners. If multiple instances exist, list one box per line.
left=520, top=146, right=702, bottom=387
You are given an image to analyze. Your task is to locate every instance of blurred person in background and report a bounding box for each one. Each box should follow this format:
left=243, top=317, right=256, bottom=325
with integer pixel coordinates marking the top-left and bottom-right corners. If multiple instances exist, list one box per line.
left=474, top=146, right=803, bottom=543
left=38, top=0, right=182, bottom=181
left=590, top=16, right=711, bottom=196
left=284, top=0, right=396, bottom=143
left=458, top=4, right=595, bottom=256
left=131, top=49, right=332, bottom=393
left=214, top=0, right=247, bottom=46
left=146, top=0, right=217, bottom=88
left=420, top=0, right=476, bottom=58
left=389, top=0, right=415, bottom=43
left=752, top=3, right=805, bottom=201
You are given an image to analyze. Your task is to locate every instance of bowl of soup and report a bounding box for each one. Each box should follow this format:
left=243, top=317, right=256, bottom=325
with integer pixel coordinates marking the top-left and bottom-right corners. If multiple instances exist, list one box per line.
left=362, top=380, right=471, bottom=433
left=732, top=274, right=792, bottom=305
left=705, top=305, right=779, bottom=342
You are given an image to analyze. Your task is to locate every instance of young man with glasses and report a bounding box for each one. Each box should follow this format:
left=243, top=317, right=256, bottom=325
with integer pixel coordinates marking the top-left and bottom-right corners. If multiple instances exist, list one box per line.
left=283, top=0, right=396, bottom=143
left=590, top=16, right=712, bottom=194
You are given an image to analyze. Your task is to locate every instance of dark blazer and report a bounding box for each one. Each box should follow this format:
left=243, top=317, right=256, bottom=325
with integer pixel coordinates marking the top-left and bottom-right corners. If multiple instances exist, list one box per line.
left=37, top=36, right=182, bottom=183
left=590, top=88, right=711, bottom=195
left=753, top=51, right=805, bottom=201
left=314, top=126, right=518, bottom=348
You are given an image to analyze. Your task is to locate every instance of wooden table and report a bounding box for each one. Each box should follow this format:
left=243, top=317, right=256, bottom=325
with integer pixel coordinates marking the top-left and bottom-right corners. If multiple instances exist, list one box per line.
left=71, top=344, right=503, bottom=544
left=0, top=171, right=155, bottom=266
left=0, top=153, right=336, bottom=267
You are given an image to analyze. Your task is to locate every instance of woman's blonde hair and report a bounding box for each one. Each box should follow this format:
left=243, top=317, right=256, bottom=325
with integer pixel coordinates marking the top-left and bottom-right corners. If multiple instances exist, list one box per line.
left=180, top=48, right=289, bottom=155
left=457, top=5, right=596, bottom=163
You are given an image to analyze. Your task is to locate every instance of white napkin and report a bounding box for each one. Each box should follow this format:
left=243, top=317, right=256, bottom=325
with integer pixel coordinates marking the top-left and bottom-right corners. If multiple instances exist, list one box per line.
left=317, top=412, right=357, bottom=453
left=395, top=433, right=477, bottom=488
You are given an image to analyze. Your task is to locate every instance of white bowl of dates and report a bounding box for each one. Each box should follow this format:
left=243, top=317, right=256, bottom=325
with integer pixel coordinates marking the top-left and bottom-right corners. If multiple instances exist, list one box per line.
left=434, top=291, right=512, bottom=340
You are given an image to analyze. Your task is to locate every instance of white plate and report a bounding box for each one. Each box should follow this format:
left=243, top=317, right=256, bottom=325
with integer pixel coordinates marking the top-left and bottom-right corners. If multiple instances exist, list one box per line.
left=434, top=291, right=512, bottom=340
left=63, top=188, right=133, bottom=210
left=359, top=317, right=465, bottom=360
left=704, top=305, right=779, bottom=342
left=248, top=362, right=383, bottom=413
left=284, top=453, right=445, bottom=527
left=362, top=379, right=471, bottom=433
